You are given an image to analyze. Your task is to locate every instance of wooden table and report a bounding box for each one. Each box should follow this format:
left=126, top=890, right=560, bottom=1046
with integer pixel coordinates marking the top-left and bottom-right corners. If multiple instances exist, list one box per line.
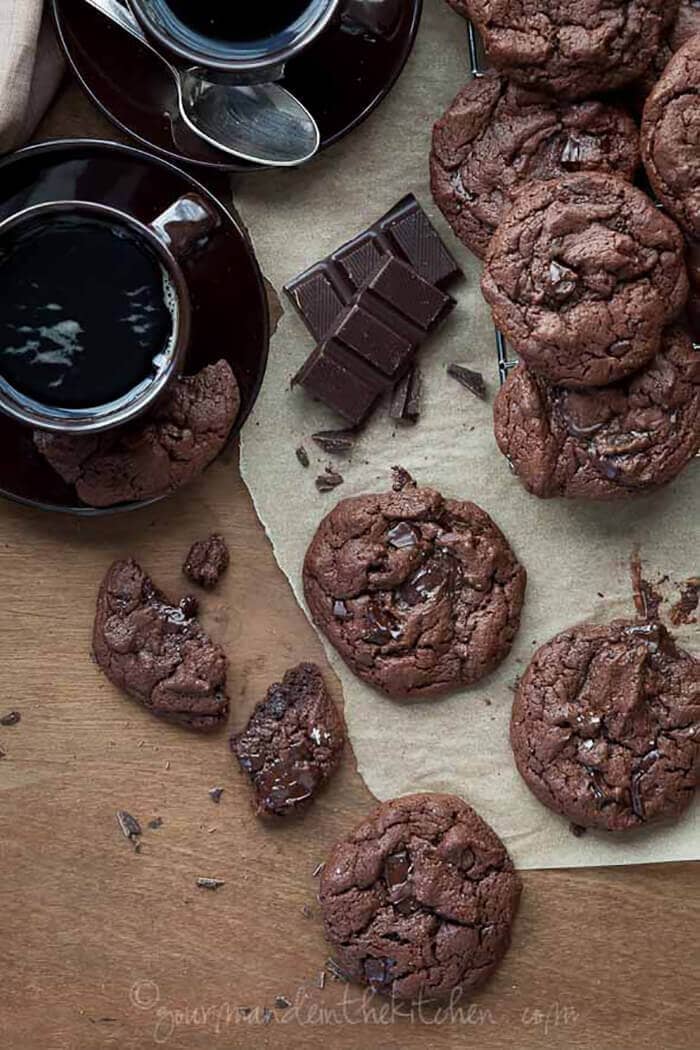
left=0, top=82, right=697, bottom=1050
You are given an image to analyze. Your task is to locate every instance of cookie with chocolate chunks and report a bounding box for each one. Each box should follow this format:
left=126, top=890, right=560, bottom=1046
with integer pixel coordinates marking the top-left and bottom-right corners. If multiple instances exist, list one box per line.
left=641, top=35, right=700, bottom=244
left=481, top=173, right=688, bottom=387
left=319, top=793, right=521, bottom=1001
left=303, top=474, right=526, bottom=700
left=493, top=324, right=700, bottom=499
left=511, top=620, right=700, bottom=831
left=34, top=360, right=240, bottom=509
left=232, top=663, right=345, bottom=818
left=431, top=73, right=639, bottom=259
left=447, top=0, right=676, bottom=100
left=93, top=559, right=229, bottom=730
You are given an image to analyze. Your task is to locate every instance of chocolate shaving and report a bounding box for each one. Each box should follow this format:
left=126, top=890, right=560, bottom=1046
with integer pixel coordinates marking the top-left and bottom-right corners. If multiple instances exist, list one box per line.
left=208, top=786, right=224, bottom=804
left=312, top=429, right=355, bottom=453
left=315, top=468, right=344, bottom=492
left=447, top=362, right=487, bottom=400
left=295, top=445, right=310, bottom=468
left=389, top=366, right=421, bottom=423
left=629, top=551, right=663, bottom=621
left=196, top=877, right=225, bottom=890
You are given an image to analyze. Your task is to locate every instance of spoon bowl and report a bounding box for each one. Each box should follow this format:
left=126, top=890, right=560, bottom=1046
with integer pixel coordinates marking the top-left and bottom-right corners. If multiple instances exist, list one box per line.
left=82, top=0, right=320, bottom=166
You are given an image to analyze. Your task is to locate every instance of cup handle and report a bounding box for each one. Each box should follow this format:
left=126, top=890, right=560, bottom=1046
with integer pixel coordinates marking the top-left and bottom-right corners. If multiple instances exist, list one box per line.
left=149, top=193, right=220, bottom=260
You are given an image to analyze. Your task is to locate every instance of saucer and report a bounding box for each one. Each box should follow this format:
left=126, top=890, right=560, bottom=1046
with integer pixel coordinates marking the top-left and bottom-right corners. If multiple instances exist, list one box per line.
left=52, top=0, right=423, bottom=172
left=0, top=139, right=269, bottom=515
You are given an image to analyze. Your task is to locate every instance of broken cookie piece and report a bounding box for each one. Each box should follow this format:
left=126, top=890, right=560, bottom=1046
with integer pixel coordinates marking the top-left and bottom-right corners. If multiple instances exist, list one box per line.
left=34, top=360, right=240, bottom=508
left=183, top=534, right=230, bottom=589
left=231, top=663, right=345, bottom=818
left=93, top=559, right=229, bottom=731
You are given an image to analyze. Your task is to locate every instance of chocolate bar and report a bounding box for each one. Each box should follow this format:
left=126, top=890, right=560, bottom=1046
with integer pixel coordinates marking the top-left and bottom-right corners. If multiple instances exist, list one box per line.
left=285, top=195, right=461, bottom=342
left=292, top=257, right=455, bottom=425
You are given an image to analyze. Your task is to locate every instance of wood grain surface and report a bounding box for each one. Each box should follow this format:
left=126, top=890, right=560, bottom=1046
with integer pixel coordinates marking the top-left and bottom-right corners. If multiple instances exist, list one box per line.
left=0, top=82, right=698, bottom=1050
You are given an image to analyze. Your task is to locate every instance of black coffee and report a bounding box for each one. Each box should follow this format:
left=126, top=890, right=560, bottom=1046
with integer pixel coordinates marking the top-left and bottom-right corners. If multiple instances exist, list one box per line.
left=163, top=0, right=314, bottom=42
left=0, top=214, right=174, bottom=409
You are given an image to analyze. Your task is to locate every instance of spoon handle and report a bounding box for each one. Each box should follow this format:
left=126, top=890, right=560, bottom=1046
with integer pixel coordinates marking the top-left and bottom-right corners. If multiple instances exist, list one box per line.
left=81, top=0, right=152, bottom=48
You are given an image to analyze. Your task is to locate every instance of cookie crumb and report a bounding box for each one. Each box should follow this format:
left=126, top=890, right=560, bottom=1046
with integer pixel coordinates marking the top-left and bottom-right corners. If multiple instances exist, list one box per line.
left=315, top=468, right=344, bottom=493
left=295, top=445, right=310, bottom=468
left=183, top=534, right=229, bottom=589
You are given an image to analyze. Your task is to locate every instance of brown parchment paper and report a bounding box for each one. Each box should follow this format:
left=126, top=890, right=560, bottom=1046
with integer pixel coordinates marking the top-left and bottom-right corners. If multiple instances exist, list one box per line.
left=235, top=1, right=699, bottom=869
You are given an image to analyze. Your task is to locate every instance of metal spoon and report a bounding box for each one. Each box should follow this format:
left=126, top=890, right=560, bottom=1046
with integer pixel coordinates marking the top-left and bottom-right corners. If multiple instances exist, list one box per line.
left=82, top=0, right=320, bottom=166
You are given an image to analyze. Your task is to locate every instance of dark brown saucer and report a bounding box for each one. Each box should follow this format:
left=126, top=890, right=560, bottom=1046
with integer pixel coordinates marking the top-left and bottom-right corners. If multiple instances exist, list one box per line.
left=52, top=0, right=423, bottom=172
left=0, top=139, right=269, bottom=515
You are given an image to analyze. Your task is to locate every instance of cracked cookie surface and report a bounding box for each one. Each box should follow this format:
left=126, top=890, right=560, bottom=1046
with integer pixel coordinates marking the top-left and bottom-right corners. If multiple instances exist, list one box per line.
left=641, top=35, right=700, bottom=243
left=34, top=360, right=240, bottom=508
left=511, top=620, right=700, bottom=831
left=431, top=73, right=639, bottom=259
left=493, top=324, right=700, bottom=500
left=319, top=792, right=521, bottom=1001
left=481, top=173, right=688, bottom=387
left=93, top=558, right=229, bottom=731
left=303, top=475, right=526, bottom=700
left=670, top=0, right=700, bottom=50
left=232, top=663, right=345, bottom=818
left=447, top=0, right=675, bottom=100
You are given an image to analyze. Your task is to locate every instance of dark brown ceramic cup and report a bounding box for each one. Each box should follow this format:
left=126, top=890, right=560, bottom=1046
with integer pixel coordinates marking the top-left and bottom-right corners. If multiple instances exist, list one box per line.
left=0, top=193, right=219, bottom=434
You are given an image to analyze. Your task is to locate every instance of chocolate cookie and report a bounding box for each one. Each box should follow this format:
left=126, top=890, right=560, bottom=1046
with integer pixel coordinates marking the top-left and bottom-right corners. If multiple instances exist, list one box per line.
left=232, top=663, right=345, bottom=818
left=641, top=35, right=700, bottom=244
left=481, top=173, right=688, bottom=387
left=319, top=793, right=521, bottom=1001
left=493, top=324, right=700, bottom=500
left=303, top=472, right=526, bottom=700
left=34, top=360, right=240, bottom=508
left=447, top=0, right=675, bottom=100
left=183, top=533, right=230, bottom=589
left=670, top=0, right=700, bottom=49
left=511, top=620, right=700, bottom=831
left=93, top=559, right=229, bottom=730
left=431, top=73, right=640, bottom=259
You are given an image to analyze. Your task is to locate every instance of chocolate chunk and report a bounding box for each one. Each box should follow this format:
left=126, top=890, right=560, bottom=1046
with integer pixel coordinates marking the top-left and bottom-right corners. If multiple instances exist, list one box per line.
left=312, top=429, right=356, bottom=453
left=0, top=711, right=20, bottom=726
left=295, top=445, right=310, bottom=468
left=208, top=786, right=224, bottom=804
left=231, top=663, right=345, bottom=819
left=183, top=533, right=229, bottom=590
left=389, top=366, right=422, bottom=423
left=285, top=195, right=461, bottom=341
left=387, top=522, right=419, bottom=549
left=316, top=468, right=344, bottom=492
left=447, top=362, right=487, bottom=400
left=294, top=340, right=389, bottom=426
left=333, top=599, right=352, bottom=620
left=116, top=810, right=141, bottom=841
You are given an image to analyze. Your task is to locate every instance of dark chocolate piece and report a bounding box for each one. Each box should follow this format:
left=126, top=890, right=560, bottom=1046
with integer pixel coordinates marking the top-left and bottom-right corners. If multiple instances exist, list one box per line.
left=285, top=195, right=461, bottom=342
left=389, top=366, right=422, bottom=423
left=293, top=340, right=388, bottom=426
left=208, top=786, right=224, bottom=804
left=196, top=877, right=225, bottom=890
left=0, top=711, right=20, bottom=726
left=295, top=445, right=310, bottom=468
left=447, top=362, right=488, bottom=400
left=116, top=810, right=141, bottom=841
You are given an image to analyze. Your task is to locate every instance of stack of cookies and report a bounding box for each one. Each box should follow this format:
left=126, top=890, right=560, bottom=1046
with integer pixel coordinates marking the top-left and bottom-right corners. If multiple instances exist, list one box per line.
left=432, top=1, right=700, bottom=500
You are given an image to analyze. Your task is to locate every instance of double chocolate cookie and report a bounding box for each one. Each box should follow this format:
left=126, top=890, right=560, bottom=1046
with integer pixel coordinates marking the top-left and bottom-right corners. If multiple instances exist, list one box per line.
left=447, top=0, right=675, bottom=100
left=431, top=74, right=640, bottom=259
left=641, top=35, right=700, bottom=244
left=511, top=620, right=700, bottom=831
left=232, top=663, right=345, bottom=818
left=670, top=0, right=700, bottom=49
left=481, top=173, right=688, bottom=387
left=319, top=793, right=521, bottom=1001
left=34, top=360, right=240, bottom=508
left=303, top=473, right=526, bottom=700
left=93, top=559, right=229, bottom=730
left=493, top=325, right=700, bottom=500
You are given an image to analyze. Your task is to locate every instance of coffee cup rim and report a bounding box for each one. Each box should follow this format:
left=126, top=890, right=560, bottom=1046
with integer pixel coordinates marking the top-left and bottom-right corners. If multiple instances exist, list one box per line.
left=128, top=0, right=341, bottom=75
left=0, top=199, right=191, bottom=435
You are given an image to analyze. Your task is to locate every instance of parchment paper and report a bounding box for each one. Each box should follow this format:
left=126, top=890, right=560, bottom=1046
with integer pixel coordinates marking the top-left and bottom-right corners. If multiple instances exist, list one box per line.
left=235, top=1, right=699, bottom=869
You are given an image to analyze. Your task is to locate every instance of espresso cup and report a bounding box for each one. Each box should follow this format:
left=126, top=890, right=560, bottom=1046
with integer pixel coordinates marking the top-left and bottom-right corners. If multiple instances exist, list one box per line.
left=127, top=0, right=341, bottom=81
left=0, top=194, right=219, bottom=434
